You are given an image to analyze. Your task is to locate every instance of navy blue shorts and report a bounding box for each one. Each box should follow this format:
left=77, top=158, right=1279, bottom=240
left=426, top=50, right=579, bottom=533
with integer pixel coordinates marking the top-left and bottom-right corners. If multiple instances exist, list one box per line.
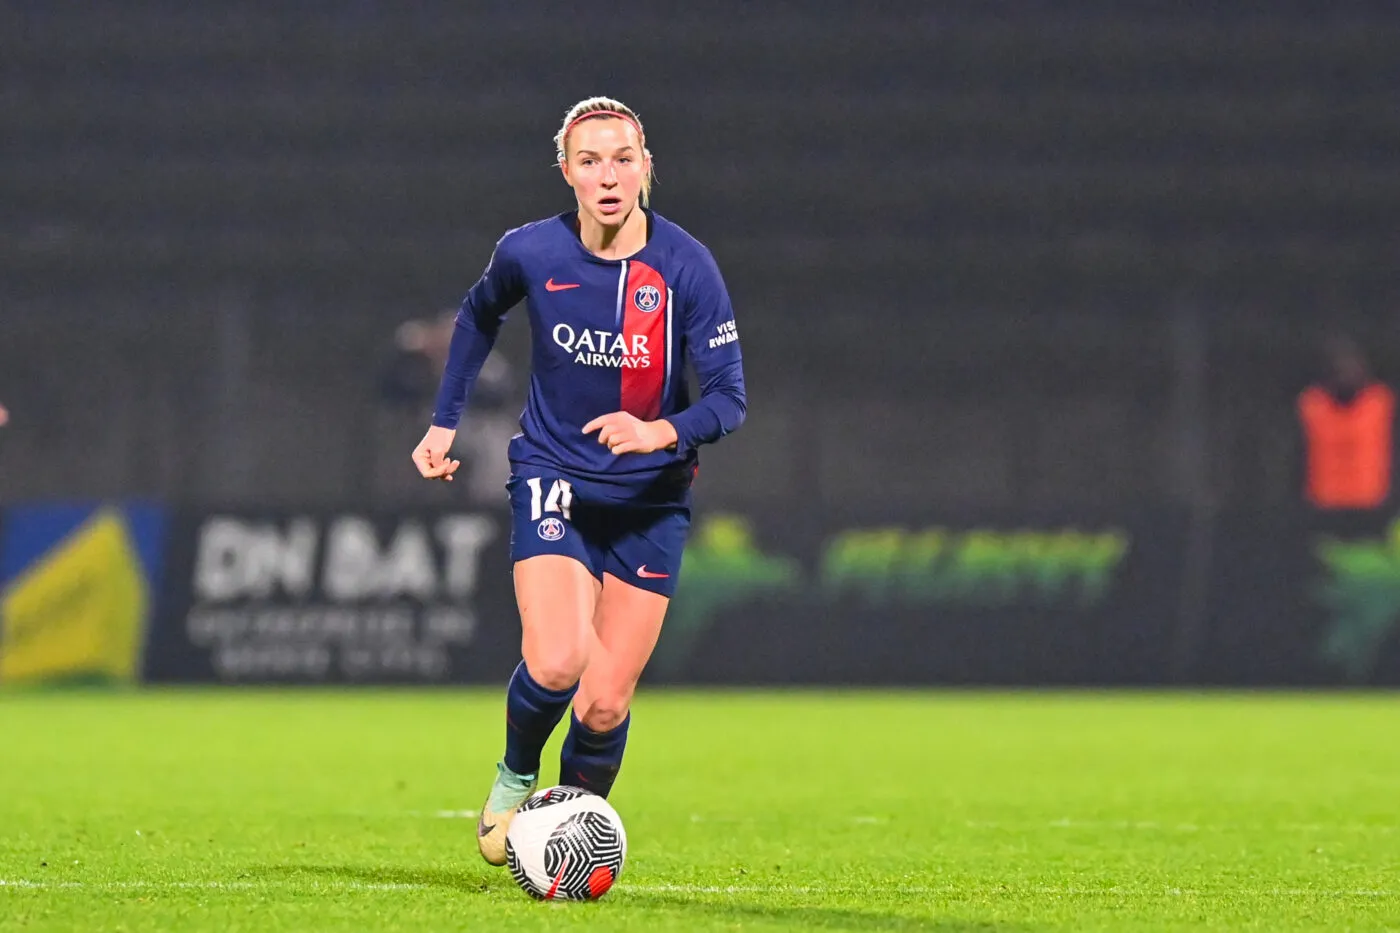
left=507, top=468, right=691, bottom=598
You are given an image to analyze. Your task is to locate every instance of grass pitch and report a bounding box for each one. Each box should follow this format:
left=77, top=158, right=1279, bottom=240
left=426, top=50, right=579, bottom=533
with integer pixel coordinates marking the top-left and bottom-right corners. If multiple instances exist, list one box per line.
left=1, top=689, right=1397, bottom=932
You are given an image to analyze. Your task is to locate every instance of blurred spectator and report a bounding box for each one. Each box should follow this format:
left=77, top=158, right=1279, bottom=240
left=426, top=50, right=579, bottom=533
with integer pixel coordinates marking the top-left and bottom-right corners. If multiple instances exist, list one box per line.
left=1297, top=336, right=1395, bottom=510
left=380, top=311, right=455, bottom=410
left=0, top=402, right=8, bottom=428
left=451, top=352, right=518, bottom=504
left=380, top=310, right=517, bottom=504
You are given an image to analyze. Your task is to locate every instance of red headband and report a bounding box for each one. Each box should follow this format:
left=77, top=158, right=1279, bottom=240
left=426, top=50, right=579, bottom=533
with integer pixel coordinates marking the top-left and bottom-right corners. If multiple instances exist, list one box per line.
left=563, top=109, right=643, bottom=143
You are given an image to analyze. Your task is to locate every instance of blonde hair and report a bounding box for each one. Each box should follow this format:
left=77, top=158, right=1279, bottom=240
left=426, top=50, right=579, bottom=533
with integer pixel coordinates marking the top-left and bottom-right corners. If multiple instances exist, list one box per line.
left=555, top=96, right=655, bottom=206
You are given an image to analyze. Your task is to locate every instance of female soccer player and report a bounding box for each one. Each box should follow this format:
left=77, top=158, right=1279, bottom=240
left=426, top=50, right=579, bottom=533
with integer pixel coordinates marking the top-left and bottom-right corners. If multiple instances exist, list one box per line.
left=412, top=96, right=747, bottom=865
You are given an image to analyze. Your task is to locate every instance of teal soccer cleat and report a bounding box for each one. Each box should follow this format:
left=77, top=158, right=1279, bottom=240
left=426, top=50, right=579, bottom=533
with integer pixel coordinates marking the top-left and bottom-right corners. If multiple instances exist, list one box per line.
left=477, top=761, right=538, bottom=865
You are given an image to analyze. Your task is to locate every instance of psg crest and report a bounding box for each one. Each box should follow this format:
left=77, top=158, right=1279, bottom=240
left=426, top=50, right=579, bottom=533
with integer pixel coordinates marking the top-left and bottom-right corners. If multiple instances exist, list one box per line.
left=537, top=518, right=565, bottom=541
left=633, top=285, right=661, bottom=312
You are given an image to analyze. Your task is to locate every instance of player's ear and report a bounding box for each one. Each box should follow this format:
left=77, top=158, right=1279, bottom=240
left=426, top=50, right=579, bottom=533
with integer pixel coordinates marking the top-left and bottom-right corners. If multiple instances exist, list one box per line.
left=559, top=159, right=572, bottom=187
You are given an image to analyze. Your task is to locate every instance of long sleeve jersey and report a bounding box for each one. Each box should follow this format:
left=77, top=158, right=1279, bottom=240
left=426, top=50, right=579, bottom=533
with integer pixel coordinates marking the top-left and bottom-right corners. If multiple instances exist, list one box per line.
left=432, top=209, right=747, bottom=505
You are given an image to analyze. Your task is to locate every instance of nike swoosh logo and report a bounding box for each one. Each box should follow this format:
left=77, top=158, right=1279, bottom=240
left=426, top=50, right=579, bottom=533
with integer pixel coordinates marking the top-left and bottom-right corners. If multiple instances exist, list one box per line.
left=546, top=856, right=570, bottom=900
left=478, top=819, right=496, bottom=837
left=545, top=278, right=580, bottom=291
left=636, top=565, right=670, bottom=579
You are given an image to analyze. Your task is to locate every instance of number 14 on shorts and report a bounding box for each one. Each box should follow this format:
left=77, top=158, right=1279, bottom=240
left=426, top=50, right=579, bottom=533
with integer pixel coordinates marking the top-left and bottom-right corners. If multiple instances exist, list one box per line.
left=526, top=478, right=574, bottom=521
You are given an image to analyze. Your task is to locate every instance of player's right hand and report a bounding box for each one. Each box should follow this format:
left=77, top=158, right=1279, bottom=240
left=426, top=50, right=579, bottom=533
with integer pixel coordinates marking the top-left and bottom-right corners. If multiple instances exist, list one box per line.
left=412, top=425, right=460, bottom=481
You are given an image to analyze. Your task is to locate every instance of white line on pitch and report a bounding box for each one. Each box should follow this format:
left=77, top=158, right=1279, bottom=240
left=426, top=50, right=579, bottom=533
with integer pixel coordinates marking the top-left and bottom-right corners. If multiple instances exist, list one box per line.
left=964, top=819, right=1396, bottom=834
left=2, top=880, right=1393, bottom=897
left=626, top=885, right=1395, bottom=898
left=0, top=881, right=427, bottom=891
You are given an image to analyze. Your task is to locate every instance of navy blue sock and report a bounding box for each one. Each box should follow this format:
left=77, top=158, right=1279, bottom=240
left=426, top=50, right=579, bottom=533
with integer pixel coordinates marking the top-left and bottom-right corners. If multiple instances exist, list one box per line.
left=503, top=661, right=577, bottom=777
left=559, top=711, right=630, bottom=798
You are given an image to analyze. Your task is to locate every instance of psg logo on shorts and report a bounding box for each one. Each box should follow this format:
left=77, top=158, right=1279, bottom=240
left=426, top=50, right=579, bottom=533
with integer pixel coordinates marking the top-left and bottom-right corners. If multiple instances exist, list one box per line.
left=537, top=517, right=566, bottom=541
left=633, top=285, right=661, bottom=312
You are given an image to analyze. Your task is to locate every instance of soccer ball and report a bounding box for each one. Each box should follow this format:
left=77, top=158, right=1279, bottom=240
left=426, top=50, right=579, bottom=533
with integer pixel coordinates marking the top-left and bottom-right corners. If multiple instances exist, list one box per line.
left=505, top=786, right=627, bottom=900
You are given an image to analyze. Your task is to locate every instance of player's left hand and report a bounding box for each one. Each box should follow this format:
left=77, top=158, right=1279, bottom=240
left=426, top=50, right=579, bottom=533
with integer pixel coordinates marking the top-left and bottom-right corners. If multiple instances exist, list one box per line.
left=583, top=411, right=678, bottom=455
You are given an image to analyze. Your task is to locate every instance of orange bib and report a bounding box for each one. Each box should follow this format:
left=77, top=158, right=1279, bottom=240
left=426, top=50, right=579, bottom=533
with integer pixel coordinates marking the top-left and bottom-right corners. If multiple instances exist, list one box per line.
left=1298, top=383, right=1395, bottom=508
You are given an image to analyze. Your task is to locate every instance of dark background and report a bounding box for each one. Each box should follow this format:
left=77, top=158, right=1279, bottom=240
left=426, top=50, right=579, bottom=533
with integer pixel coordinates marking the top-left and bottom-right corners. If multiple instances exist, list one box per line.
left=4, top=3, right=1400, bottom=687
left=5, top=1, right=1399, bottom=513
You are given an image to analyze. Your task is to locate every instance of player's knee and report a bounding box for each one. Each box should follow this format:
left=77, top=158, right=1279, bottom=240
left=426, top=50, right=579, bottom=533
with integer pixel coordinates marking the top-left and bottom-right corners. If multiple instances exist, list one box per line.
left=526, top=653, right=586, bottom=692
left=579, top=693, right=631, bottom=732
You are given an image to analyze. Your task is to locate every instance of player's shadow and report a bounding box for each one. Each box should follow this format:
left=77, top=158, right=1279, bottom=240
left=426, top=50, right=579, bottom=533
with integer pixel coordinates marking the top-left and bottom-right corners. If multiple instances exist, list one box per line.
left=616, top=890, right=1028, bottom=932
left=250, top=863, right=505, bottom=895
left=252, top=866, right=1026, bottom=930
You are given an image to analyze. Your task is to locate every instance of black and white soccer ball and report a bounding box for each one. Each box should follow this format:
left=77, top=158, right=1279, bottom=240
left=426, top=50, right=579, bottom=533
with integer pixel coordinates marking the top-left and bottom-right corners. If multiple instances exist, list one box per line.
left=505, top=786, right=627, bottom=900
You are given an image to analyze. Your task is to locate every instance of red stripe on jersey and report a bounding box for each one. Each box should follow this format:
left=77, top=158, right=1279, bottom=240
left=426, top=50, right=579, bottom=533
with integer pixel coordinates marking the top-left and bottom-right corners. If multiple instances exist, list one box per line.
left=620, top=260, right=667, bottom=421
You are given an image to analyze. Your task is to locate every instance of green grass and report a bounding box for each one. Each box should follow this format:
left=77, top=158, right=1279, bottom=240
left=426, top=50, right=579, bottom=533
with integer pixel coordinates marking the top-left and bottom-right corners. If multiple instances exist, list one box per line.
left=1, top=690, right=1398, bottom=932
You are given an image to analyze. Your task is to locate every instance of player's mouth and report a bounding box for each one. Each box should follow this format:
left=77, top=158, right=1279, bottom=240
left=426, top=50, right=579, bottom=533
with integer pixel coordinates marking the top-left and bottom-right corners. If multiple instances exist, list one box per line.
left=597, top=196, right=623, bottom=215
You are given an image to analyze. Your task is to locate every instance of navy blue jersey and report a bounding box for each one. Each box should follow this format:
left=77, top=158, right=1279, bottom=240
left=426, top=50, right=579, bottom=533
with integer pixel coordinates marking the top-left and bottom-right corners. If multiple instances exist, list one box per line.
left=432, top=210, right=747, bottom=504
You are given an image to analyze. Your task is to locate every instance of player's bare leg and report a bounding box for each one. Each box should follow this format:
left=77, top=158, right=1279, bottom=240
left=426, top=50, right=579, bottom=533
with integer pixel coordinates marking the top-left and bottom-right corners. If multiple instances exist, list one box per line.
left=478, top=555, right=599, bottom=865
left=560, top=574, right=668, bottom=797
